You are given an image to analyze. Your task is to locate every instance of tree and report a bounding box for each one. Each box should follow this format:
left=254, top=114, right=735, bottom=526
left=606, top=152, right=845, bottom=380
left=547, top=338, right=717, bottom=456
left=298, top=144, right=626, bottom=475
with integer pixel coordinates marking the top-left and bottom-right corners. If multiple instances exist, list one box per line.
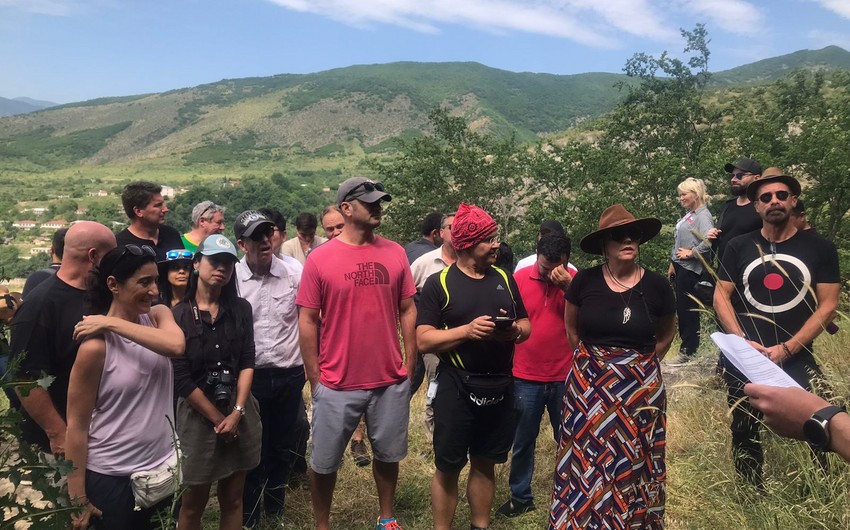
left=370, top=107, right=530, bottom=245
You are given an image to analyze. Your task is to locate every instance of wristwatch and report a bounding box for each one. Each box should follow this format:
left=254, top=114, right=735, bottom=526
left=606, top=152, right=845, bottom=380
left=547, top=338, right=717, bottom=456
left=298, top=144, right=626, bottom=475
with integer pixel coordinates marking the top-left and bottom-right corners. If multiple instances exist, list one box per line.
left=233, top=404, right=246, bottom=416
left=803, top=405, right=846, bottom=451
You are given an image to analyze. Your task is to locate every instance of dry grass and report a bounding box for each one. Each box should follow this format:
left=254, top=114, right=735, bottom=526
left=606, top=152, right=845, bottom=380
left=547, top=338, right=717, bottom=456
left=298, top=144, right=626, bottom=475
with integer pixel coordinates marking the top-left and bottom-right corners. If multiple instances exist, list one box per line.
left=202, top=326, right=850, bottom=529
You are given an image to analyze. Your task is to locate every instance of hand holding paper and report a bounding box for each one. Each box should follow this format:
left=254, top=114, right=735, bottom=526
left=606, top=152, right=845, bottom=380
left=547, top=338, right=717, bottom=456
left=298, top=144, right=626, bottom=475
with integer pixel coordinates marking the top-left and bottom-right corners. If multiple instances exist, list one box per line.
left=710, top=332, right=802, bottom=388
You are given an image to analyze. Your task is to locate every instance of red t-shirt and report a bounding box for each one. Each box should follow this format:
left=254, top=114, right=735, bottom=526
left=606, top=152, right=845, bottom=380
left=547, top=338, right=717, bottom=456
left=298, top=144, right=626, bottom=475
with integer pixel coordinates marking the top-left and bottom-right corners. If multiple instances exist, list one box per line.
left=512, top=263, right=576, bottom=382
left=296, top=236, right=416, bottom=390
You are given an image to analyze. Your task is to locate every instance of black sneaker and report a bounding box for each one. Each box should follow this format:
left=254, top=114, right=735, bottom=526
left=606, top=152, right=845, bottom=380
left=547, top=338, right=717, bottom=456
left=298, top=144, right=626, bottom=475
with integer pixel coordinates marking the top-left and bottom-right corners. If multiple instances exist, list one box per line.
left=496, top=498, right=536, bottom=517
left=350, top=439, right=372, bottom=467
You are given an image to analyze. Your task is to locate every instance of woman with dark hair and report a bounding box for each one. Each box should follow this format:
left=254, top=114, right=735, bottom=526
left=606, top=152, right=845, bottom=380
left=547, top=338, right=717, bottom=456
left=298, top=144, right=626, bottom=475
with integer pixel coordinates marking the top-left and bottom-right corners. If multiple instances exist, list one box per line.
left=66, top=244, right=185, bottom=529
left=550, top=205, right=676, bottom=530
left=171, top=235, right=261, bottom=530
left=157, top=249, right=194, bottom=307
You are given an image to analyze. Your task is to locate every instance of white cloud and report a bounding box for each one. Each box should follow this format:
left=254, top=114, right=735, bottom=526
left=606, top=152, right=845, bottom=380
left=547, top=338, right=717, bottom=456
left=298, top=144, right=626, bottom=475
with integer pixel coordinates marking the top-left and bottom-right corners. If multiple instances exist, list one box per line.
left=263, top=0, right=707, bottom=48
left=808, top=29, right=850, bottom=51
left=813, top=0, right=850, bottom=19
left=0, top=0, right=75, bottom=16
left=680, top=0, right=762, bottom=35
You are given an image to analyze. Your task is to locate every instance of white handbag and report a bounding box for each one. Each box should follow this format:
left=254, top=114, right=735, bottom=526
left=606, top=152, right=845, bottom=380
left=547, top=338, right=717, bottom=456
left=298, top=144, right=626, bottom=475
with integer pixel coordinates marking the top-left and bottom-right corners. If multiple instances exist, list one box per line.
left=129, top=449, right=181, bottom=510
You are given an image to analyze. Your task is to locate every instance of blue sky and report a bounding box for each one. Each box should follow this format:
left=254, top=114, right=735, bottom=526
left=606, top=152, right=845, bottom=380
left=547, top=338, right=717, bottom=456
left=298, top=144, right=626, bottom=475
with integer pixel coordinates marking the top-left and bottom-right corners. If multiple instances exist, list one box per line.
left=2, top=0, right=850, bottom=104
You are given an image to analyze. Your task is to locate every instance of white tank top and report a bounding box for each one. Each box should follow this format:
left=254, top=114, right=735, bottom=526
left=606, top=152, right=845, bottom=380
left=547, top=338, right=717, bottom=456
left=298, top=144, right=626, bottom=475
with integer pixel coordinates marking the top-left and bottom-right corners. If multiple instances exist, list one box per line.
left=87, top=313, right=175, bottom=475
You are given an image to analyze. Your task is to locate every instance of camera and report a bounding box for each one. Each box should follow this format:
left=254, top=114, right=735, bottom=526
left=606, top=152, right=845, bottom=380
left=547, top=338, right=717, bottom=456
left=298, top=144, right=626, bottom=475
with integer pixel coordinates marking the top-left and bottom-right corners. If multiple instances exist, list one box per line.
left=206, top=363, right=234, bottom=412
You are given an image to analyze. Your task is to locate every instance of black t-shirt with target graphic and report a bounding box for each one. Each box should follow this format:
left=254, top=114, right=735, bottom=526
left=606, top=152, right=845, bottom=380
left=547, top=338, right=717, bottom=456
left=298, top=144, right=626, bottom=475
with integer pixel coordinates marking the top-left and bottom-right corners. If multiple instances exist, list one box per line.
left=719, top=229, right=840, bottom=350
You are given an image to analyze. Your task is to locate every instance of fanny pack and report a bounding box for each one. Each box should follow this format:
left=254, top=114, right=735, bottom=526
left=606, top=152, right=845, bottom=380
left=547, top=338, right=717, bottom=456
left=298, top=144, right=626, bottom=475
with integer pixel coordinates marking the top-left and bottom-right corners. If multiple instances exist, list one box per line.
left=451, top=368, right=512, bottom=407
left=130, top=448, right=181, bottom=510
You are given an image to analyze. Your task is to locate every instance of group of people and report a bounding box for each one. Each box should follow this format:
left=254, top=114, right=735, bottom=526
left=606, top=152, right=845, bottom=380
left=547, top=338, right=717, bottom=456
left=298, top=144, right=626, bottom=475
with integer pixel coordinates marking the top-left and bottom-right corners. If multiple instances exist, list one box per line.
left=3, top=157, right=845, bottom=530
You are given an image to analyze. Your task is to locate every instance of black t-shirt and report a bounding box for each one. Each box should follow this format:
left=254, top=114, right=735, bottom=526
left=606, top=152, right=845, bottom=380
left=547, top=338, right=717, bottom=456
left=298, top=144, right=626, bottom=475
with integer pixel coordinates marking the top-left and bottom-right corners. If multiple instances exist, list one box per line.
left=10, top=274, right=86, bottom=450
left=116, top=225, right=183, bottom=261
left=715, top=198, right=762, bottom=264
left=719, top=229, right=840, bottom=350
left=21, top=263, right=60, bottom=299
left=565, top=265, right=675, bottom=354
left=171, top=297, right=256, bottom=399
left=417, top=265, right=528, bottom=375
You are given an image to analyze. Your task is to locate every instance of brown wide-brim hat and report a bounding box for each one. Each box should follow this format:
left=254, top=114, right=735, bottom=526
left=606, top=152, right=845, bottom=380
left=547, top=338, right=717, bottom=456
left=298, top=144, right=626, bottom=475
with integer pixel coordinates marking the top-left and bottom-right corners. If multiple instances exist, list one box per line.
left=579, top=204, right=662, bottom=255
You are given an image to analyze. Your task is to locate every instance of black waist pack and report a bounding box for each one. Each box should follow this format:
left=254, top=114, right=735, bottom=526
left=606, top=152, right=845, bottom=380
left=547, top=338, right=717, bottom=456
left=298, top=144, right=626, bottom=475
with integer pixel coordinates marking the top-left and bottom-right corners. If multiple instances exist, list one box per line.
left=451, top=368, right=512, bottom=407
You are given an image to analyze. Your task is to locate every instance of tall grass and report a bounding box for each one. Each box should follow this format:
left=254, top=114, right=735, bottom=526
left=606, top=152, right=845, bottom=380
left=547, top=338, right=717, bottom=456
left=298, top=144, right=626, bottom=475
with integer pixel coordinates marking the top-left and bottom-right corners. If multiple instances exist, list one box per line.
left=201, top=325, right=849, bottom=529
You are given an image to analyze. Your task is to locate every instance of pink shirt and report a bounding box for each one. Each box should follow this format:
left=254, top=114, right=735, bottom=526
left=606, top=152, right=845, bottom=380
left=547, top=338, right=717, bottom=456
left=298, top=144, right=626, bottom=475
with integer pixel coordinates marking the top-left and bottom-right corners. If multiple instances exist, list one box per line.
left=512, top=264, right=576, bottom=382
left=296, top=236, right=416, bottom=390
left=87, top=314, right=175, bottom=475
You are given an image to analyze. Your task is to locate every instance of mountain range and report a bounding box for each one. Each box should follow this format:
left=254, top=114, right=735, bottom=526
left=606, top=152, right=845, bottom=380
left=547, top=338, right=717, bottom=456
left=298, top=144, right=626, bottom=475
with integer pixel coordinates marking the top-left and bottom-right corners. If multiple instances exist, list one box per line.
left=1, top=46, right=849, bottom=172
left=0, top=96, right=57, bottom=117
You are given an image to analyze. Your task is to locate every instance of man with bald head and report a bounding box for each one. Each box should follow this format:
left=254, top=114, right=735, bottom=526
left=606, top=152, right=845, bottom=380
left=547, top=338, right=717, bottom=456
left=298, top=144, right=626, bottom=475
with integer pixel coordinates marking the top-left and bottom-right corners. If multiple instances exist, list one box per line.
left=11, top=221, right=116, bottom=457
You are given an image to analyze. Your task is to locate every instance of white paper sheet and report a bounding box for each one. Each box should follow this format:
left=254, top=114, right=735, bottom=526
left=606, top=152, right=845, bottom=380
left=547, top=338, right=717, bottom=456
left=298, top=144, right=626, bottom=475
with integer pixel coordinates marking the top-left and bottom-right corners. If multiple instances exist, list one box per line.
left=710, top=332, right=803, bottom=388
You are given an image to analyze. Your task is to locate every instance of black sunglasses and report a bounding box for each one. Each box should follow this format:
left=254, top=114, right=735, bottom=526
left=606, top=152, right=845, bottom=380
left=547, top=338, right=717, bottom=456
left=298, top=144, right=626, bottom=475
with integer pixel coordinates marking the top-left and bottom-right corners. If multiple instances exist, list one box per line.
left=344, top=181, right=385, bottom=202
left=758, top=190, right=791, bottom=203
left=609, top=226, right=643, bottom=243
left=249, top=225, right=275, bottom=241
left=731, top=172, right=748, bottom=180
left=110, top=244, right=156, bottom=274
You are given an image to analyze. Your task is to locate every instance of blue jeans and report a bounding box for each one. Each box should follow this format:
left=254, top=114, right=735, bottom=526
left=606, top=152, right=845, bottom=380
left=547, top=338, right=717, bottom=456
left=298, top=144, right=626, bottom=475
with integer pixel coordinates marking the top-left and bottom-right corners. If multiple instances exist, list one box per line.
left=508, top=378, right=565, bottom=503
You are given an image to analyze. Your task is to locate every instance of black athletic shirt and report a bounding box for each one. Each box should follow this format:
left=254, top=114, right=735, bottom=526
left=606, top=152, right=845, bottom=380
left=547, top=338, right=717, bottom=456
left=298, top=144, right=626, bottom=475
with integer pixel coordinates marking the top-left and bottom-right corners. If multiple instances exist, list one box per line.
left=417, top=265, right=528, bottom=375
left=719, top=229, right=839, bottom=350
left=715, top=198, right=762, bottom=265
left=565, top=265, right=675, bottom=354
left=10, top=274, right=86, bottom=450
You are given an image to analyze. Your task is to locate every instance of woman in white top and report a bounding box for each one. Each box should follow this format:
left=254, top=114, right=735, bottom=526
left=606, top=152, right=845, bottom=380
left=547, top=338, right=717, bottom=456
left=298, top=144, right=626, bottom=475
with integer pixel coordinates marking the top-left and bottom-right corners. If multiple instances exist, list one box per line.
left=666, top=177, right=714, bottom=365
left=66, top=244, right=185, bottom=529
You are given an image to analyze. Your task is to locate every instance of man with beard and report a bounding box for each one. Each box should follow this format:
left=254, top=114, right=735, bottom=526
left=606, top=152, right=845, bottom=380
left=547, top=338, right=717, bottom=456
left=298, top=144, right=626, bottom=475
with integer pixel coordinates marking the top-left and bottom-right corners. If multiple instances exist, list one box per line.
left=713, top=169, right=840, bottom=488
left=706, top=158, right=763, bottom=268
left=297, top=177, right=417, bottom=530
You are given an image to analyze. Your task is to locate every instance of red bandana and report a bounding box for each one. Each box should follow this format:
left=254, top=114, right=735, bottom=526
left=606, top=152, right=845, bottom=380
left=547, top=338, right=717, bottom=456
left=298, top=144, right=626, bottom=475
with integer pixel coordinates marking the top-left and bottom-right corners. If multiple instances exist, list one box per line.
left=451, top=202, right=498, bottom=251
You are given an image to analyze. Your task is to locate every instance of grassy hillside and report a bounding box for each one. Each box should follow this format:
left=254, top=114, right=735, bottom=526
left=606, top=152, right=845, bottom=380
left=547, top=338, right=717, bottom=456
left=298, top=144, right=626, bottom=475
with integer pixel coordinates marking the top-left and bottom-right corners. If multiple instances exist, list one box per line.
left=712, top=45, right=850, bottom=86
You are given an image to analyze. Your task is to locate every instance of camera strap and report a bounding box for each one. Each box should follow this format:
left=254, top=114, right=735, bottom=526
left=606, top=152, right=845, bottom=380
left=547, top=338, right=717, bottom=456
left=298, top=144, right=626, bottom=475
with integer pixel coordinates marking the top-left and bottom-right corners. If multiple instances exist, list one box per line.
left=190, top=299, right=204, bottom=336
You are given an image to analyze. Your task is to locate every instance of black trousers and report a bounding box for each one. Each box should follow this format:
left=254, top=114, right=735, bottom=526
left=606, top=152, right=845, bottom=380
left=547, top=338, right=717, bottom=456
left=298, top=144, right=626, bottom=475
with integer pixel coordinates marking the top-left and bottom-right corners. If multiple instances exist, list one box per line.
left=243, top=366, right=305, bottom=527
left=673, top=263, right=701, bottom=356
left=723, top=352, right=823, bottom=487
left=86, top=469, right=172, bottom=530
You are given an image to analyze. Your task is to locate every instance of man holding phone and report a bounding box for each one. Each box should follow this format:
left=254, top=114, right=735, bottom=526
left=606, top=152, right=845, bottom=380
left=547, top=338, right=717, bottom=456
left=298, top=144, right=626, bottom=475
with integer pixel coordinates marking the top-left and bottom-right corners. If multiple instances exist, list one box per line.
left=416, top=203, right=530, bottom=530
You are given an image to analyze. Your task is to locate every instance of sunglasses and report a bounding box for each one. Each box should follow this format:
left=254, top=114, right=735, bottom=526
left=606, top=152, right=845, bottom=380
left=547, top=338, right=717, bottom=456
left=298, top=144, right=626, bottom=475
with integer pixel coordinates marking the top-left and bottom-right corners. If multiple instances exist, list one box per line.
left=110, top=244, right=156, bottom=274
left=166, top=250, right=194, bottom=261
left=610, top=227, right=643, bottom=243
left=731, top=172, right=748, bottom=180
left=758, top=190, right=791, bottom=203
left=249, top=226, right=274, bottom=241
left=344, top=181, right=385, bottom=202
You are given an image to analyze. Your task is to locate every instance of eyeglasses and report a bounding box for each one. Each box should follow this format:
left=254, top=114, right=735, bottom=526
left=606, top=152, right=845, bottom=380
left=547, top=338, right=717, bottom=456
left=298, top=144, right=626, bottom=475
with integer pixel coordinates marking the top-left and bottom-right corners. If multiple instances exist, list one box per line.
left=610, top=227, right=643, bottom=243
left=344, top=181, right=385, bottom=202
left=482, top=234, right=501, bottom=245
left=731, top=172, right=749, bottom=180
left=441, top=223, right=452, bottom=230
left=166, top=250, right=194, bottom=261
left=758, top=190, right=791, bottom=203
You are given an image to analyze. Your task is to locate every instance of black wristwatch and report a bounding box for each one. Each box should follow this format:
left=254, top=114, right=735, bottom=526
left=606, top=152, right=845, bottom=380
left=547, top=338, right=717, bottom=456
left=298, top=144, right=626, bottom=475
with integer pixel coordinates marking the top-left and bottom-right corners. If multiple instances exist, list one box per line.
left=803, top=405, right=846, bottom=451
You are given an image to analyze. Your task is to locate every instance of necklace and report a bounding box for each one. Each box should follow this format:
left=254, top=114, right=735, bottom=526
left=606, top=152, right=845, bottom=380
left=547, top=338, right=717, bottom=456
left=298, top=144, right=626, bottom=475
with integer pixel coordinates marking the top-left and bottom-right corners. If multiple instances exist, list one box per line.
left=606, top=263, right=639, bottom=324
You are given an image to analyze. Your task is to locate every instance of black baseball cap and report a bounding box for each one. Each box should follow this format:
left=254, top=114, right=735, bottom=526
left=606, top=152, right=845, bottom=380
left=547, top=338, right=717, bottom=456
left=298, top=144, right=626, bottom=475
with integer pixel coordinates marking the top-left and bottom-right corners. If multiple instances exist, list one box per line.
left=234, top=210, right=275, bottom=240
left=724, top=158, right=762, bottom=175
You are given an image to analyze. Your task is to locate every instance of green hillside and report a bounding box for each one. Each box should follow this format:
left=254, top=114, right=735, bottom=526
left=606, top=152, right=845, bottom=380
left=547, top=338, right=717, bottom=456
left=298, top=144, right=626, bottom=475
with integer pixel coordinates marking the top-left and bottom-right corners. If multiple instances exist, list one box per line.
left=711, top=45, right=850, bottom=86
left=0, top=47, right=848, bottom=178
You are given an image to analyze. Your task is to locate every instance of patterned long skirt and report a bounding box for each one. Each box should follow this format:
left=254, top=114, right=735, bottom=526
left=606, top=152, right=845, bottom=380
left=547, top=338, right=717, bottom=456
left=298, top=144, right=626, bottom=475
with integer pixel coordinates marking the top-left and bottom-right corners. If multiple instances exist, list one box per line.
left=549, top=342, right=666, bottom=530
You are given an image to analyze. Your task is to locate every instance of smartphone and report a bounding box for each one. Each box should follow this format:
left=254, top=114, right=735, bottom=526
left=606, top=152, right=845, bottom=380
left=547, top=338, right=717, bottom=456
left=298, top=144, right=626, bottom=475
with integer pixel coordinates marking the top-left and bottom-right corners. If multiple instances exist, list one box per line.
left=494, top=316, right=515, bottom=329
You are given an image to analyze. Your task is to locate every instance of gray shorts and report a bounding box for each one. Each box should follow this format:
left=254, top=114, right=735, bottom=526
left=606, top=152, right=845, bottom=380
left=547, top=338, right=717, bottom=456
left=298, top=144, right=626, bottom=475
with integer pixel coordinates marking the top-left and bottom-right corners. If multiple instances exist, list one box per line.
left=310, top=379, right=410, bottom=474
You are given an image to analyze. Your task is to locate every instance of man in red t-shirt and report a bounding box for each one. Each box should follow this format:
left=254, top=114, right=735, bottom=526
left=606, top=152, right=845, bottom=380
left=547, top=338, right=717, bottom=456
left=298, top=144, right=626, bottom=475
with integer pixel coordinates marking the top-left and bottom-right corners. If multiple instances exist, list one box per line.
left=497, top=234, right=575, bottom=518
left=296, top=177, right=417, bottom=530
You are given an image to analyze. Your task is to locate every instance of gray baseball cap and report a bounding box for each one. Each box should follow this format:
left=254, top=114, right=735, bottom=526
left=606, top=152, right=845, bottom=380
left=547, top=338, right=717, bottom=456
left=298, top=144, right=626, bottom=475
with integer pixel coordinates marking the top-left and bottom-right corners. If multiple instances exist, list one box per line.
left=198, top=235, right=238, bottom=260
left=337, top=177, right=391, bottom=205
